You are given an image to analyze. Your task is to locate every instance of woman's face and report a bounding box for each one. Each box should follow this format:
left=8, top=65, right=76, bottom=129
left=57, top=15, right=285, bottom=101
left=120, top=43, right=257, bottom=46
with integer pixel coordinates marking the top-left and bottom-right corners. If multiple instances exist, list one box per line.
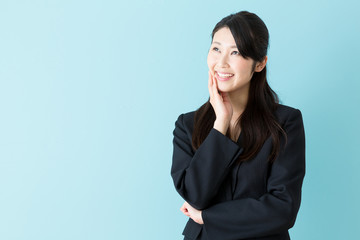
left=207, top=27, right=263, bottom=94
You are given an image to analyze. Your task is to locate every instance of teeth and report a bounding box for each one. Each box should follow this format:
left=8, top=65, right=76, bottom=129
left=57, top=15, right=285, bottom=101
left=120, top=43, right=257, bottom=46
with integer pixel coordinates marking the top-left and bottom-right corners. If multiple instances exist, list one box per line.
left=217, top=72, right=234, bottom=77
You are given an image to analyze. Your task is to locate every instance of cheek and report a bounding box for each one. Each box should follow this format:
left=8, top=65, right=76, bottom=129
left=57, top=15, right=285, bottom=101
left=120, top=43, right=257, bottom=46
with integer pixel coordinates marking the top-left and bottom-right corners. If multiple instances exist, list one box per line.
left=232, top=62, right=251, bottom=74
left=206, top=57, right=211, bottom=69
left=207, top=54, right=216, bottom=69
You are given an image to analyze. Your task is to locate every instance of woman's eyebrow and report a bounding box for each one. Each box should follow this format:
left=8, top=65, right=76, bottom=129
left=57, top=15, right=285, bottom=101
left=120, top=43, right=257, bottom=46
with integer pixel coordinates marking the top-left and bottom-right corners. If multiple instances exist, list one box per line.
left=212, top=41, right=237, bottom=48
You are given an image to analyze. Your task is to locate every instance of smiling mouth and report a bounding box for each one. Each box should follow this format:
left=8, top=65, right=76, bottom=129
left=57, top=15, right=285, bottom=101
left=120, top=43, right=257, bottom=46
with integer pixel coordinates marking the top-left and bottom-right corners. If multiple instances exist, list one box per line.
left=216, top=71, right=234, bottom=81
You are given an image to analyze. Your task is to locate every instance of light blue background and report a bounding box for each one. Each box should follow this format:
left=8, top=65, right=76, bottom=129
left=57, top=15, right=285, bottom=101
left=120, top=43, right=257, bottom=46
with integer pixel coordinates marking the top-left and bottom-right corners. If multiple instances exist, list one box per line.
left=1, top=0, right=359, bottom=239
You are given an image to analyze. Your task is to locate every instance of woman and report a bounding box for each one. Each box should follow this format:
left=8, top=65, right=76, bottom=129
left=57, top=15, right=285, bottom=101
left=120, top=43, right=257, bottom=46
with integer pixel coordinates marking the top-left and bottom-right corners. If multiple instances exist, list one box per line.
left=171, top=11, right=305, bottom=240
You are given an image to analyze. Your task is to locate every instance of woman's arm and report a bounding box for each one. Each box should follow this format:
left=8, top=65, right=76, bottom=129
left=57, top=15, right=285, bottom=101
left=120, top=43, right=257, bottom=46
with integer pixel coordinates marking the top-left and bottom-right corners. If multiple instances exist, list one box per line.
left=200, top=108, right=306, bottom=239
left=171, top=71, right=242, bottom=210
left=171, top=113, right=243, bottom=210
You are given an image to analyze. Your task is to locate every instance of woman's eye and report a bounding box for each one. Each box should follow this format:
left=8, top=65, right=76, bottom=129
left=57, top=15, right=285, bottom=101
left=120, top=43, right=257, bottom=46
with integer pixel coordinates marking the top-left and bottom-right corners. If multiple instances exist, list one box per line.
left=212, top=47, right=219, bottom=52
left=232, top=51, right=240, bottom=55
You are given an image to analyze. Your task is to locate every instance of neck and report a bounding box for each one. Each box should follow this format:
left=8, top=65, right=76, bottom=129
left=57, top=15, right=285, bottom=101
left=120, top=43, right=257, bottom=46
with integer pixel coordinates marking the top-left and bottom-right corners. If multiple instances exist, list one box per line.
left=228, top=86, right=249, bottom=121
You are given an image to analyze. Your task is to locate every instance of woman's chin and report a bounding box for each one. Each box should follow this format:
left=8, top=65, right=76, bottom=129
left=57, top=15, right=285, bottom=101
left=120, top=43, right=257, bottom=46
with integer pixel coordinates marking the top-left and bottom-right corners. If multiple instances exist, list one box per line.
left=217, top=85, right=231, bottom=93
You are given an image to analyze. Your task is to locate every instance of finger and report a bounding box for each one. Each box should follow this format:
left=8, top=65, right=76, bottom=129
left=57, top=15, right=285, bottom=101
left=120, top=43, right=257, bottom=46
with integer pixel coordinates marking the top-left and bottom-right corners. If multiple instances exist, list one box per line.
left=212, top=74, right=222, bottom=101
left=214, top=75, right=225, bottom=102
left=185, top=202, right=195, bottom=213
left=221, top=91, right=229, bottom=102
left=183, top=209, right=190, bottom=215
left=180, top=208, right=190, bottom=217
left=210, top=73, right=217, bottom=95
left=213, top=73, right=219, bottom=93
left=180, top=204, right=187, bottom=212
left=180, top=208, right=188, bottom=215
left=208, top=71, right=214, bottom=99
left=180, top=204, right=191, bottom=217
left=181, top=208, right=188, bottom=214
left=209, top=78, right=219, bottom=106
left=208, top=71, right=212, bottom=87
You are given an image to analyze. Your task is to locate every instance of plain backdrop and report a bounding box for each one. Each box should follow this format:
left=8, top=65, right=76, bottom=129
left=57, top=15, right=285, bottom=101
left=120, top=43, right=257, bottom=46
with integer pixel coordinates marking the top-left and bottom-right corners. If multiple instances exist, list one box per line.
left=1, top=0, right=359, bottom=239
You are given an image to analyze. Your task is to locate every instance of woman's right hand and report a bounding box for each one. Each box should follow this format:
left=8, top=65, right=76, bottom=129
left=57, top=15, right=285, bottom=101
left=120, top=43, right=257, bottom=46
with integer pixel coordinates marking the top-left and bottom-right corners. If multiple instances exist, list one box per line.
left=208, top=70, right=233, bottom=135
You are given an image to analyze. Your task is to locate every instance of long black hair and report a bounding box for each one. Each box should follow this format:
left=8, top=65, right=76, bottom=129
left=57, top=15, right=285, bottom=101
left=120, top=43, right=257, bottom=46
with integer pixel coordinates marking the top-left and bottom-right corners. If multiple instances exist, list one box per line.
left=192, top=11, right=286, bottom=163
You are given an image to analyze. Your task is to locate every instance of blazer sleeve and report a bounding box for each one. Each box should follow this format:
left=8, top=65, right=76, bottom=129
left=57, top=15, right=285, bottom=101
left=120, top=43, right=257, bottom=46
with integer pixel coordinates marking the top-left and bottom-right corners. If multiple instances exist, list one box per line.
left=202, top=109, right=306, bottom=239
left=171, top=113, right=244, bottom=210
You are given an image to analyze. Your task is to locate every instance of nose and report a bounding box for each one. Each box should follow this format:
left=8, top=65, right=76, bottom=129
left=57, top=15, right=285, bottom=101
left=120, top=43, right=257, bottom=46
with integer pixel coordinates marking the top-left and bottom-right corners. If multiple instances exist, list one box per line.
left=217, top=54, right=230, bottom=68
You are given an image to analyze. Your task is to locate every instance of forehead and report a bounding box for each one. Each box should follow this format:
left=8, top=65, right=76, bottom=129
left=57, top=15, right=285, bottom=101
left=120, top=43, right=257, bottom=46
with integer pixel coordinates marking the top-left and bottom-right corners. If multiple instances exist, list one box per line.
left=212, top=27, right=237, bottom=47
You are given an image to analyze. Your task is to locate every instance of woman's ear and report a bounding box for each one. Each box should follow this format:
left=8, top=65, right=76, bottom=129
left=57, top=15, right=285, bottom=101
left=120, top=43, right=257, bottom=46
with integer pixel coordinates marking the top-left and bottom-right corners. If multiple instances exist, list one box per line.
left=254, top=56, right=268, bottom=72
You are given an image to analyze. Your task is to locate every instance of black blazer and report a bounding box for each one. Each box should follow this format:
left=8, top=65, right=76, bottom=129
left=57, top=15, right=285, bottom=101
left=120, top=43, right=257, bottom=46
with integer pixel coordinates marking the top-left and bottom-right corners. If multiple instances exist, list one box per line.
left=171, top=104, right=306, bottom=240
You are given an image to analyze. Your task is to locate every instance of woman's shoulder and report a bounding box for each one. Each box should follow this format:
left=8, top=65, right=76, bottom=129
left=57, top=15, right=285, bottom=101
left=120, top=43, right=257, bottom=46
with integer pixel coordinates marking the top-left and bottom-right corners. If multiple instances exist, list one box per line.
left=182, top=110, right=196, bottom=122
left=174, top=110, right=196, bottom=132
left=275, top=103, right=303, bottom=126
left=175, top=104, right=303, bottom=130
left=173, top=110, right=196, bottom=143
